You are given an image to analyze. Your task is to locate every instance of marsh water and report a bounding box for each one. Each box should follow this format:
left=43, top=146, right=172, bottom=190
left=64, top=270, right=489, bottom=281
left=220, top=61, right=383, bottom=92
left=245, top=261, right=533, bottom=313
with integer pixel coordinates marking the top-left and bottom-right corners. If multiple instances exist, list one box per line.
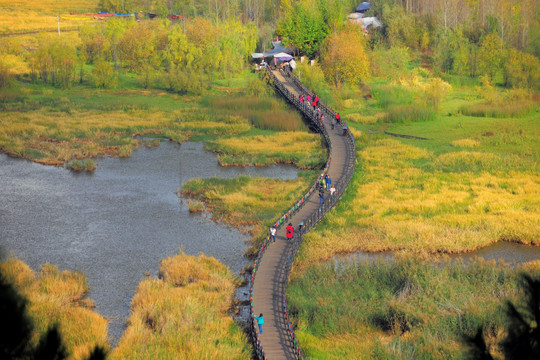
left=1, top=141, right=539, bottom=344
left=0, top=141, right=299, bottom=343
left=338, top=242, right=540, bottom=267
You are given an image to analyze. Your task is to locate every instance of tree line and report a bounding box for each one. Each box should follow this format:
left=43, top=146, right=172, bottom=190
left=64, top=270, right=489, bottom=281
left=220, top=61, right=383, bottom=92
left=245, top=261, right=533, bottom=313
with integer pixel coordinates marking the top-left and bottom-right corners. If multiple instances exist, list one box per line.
left=25, top=17, right=256, bottom=92
left=1, top=0, right=538, bottom=91
left=275, top=0, right=539, bottom=89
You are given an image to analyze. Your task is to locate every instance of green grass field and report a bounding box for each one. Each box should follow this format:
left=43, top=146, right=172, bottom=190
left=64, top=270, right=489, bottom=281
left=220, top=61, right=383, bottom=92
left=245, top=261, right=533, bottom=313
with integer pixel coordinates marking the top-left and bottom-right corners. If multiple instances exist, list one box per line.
left=288, top=257, right=540, bottom=359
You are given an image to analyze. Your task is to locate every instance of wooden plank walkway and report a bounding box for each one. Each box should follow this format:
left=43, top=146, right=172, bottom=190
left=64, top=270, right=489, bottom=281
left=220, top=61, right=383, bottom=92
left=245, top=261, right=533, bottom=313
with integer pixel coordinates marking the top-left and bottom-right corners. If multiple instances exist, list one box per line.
left=251, top=69, right=355, bottom=359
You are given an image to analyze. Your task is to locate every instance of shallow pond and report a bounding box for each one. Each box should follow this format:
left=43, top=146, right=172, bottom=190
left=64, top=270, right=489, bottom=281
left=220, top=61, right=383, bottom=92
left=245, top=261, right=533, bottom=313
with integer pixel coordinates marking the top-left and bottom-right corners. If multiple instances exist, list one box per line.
left=337, top=242, right=540, bottom=266
left=0, top=141, right=298, bottom=343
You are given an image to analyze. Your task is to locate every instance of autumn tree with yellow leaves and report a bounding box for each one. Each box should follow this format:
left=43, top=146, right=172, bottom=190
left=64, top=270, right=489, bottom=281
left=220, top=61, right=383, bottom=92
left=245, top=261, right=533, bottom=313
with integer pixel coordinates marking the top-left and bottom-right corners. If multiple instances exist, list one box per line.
left=320, top=24, right=370, bottom=89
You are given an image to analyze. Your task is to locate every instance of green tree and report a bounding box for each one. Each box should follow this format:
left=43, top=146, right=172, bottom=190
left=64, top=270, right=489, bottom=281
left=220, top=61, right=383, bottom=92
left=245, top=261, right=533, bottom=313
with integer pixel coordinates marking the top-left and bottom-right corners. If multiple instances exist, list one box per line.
left=117, top=21, right=159, bottom=87
left=277, top=0, right=329, bottom=57
left=91, top=58, right=117, bottom=88
left=434, top=27, right=470, bottom=75
left=477, top=33, right=504, bottom=81
left=80, top=23, right=108, bottom=64
left=30, top=36, right=77, bottom=88
left=504, top=48, right=540, bottom=89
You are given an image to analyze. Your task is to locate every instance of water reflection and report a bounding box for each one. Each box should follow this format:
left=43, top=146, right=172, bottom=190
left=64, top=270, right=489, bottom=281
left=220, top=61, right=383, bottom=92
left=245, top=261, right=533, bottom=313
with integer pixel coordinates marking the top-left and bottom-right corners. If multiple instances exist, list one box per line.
left=0, top=141, right=298, bottom=343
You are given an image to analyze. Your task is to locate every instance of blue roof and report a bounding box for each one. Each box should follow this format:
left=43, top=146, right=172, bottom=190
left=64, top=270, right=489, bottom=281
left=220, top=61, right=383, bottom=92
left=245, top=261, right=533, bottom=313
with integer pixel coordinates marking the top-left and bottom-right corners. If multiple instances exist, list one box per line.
left=356, top=2, right=371, bottom=12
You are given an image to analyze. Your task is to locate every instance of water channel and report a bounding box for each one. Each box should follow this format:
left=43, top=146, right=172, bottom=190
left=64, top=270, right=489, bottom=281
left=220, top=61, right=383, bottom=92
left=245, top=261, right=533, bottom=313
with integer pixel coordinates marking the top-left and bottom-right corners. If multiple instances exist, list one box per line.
left=0, top=141, right=299, bottom=343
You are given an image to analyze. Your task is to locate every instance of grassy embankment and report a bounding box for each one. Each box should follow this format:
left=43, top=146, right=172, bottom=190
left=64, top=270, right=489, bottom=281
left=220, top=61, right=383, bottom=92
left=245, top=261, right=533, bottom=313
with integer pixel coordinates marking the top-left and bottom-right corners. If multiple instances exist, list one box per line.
left=182, top=171, right=317, bottom=255
left=0, top=71, right=325, bottom=171
left=111, top=252, right=250, bottom=359
left=0, top=257, right=109, bottom=359
left=286, top=57, right=539, bottom=358
left=1, top=253, right=250, bottom=359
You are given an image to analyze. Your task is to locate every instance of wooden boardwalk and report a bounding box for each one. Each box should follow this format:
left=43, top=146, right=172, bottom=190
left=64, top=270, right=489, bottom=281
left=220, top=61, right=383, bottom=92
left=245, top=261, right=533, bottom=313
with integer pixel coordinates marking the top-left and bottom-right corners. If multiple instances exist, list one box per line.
left=251, top=69, right=355, bottom=359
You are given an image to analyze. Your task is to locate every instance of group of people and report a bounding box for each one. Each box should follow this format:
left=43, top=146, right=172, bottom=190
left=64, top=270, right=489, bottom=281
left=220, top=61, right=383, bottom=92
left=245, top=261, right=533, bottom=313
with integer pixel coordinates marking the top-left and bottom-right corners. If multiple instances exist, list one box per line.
left=299, top=93, right=320, bottom=112
left=269, top=174, right=336, bottom=244
left=298, top=92, right=349, bottom=138
left=318, top=174, right=335, bottom=204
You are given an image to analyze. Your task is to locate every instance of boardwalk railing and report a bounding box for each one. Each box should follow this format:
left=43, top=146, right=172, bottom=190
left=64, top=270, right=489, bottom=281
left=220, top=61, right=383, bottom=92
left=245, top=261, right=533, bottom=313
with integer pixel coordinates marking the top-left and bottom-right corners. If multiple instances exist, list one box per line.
left=249, top=66, right=356, bottom=359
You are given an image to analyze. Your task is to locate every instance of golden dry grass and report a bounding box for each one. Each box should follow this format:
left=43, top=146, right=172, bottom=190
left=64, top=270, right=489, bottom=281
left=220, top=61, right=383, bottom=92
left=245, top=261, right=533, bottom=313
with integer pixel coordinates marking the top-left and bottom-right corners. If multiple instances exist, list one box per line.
left=0, top=104, right=250, bottom=166
left=110, top=252, right=250, bottom=360
left=295, top=137, right=540, bottom=266
left=0, top=257, right=109, bottom=359
left=182, top=175, right=312, bottom=238
left=451, top=138, right=480, bottom=148
left=209, top=132, right=326, bottom=168
left=0, top=0, right=97, bottom=34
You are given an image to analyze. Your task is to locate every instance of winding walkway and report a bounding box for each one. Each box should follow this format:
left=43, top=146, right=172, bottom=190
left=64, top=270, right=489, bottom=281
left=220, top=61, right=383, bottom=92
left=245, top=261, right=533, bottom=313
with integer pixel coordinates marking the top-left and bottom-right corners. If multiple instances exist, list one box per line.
left=250, top=68, right=356, bottom=359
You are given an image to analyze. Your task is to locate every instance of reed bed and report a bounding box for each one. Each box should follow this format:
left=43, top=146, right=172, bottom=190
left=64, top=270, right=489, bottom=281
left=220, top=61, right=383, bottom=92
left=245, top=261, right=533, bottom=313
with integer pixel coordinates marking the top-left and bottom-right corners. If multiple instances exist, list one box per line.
left=288, top=256, right=539, bottom=359
left=207, top=132, right=327, bottom=168
left=0, top=257, right=109, bottom=360
left=181, top=174, right=314, bottom=240
left=382, top=104, right=436, bottom=123
left=371, top=84, right=417, bottom=109
left=294, top=135, right=540, bottom=266
left=206, top=96, right=307, bottom=132
left=111, top=253, right=250, bottom=360
left=460, top=100, right=537, bottom=118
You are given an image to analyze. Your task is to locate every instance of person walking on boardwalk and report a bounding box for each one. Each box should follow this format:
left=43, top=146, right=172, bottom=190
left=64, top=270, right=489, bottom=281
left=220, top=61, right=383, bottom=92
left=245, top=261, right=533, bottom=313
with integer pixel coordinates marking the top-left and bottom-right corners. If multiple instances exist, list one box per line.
left=286, top=223, right=294, bottom=241
left=319, top=191, right=325, bottom=204
left=325, top=175, right=332, bottom=190
left=254, top=313, right=264, bottom=334
left=270, top=226, right=276, bottom=243
left=330, top=184, right=336, bottom=199
left=319, top=176, right=324, bottom=188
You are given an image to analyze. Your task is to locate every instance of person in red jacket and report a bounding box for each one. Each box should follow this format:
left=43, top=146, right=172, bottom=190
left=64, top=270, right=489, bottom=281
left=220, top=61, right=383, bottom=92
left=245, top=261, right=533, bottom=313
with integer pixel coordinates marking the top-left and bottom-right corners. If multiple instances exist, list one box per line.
left=286, top=223, right=294, bottom=241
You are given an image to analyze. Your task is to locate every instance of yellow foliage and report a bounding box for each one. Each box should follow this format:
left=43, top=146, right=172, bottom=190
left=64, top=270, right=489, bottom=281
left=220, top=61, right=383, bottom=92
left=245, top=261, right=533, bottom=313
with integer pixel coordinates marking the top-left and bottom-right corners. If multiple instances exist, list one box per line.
left=321, top=24, right=370, bottom=87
